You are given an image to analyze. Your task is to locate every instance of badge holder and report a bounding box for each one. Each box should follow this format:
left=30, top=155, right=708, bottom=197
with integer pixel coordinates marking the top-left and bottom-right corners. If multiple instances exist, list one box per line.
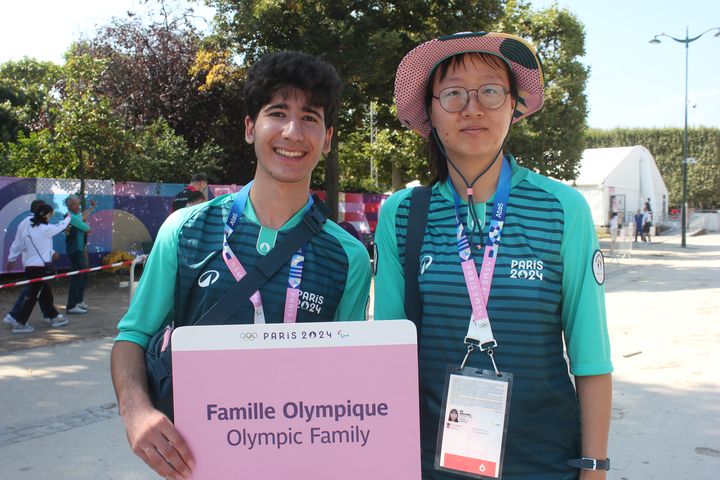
left=435, top=342, right=513, bottom=479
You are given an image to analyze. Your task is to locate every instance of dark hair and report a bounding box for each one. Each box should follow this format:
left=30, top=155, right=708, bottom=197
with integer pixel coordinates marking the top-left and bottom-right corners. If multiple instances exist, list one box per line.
left=191, top=173, right=207, bottom=183
left=31, top=204, right=53, bottom=227
left=424, top=53, right=518, bottom=183
left=243, top=51, right=342, bottom=129
left=186, top=190, right=206, bottom=204
left=30, top=199, right=47, bottom=214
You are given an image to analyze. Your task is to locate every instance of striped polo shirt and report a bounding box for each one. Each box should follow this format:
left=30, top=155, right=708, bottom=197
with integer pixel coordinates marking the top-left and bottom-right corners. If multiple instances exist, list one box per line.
left=117, top=193, right=371, bottom=348
left=374, top=156, right=612, bottom=479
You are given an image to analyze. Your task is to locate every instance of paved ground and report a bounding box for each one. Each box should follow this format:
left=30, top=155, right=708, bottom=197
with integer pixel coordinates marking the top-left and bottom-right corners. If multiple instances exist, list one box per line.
left=0, top=234, right=718, bottom=479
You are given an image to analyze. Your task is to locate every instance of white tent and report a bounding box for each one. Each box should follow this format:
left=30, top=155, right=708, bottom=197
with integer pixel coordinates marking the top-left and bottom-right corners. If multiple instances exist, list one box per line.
left=568, top=146, right=669, bottom=226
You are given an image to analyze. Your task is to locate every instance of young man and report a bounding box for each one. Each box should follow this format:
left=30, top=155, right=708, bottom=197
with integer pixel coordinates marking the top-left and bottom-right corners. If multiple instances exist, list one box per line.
left=111, top=51, right=371, bottom=480
left=65, top=195, right=95, bottom=314
left=171, top=173, right=208, bottom=211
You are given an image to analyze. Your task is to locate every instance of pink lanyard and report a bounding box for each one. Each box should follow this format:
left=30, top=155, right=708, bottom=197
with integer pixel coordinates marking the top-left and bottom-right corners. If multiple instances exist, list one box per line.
left=451, top=159, right=511, bottom=349
left=223, top=182, right=310, bottom=323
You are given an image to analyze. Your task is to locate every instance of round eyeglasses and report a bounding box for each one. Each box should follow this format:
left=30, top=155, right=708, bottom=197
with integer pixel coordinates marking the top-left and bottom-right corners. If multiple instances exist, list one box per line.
left=432, top=84, right=510, bottom=112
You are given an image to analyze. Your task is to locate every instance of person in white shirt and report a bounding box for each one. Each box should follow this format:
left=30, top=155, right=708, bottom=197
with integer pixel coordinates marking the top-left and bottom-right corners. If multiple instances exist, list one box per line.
left=4, top=200, right=57, bottom=328
left=642, top=203, right=653, bottom=243
left=11, top=204, right=71, bottom=333
left=609, top=212, right=619, bottom=252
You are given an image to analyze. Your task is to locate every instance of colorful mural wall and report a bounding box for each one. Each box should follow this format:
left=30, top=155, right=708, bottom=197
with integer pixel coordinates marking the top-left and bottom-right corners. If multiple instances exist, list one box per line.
left=0, top=176, right=386, bottom=274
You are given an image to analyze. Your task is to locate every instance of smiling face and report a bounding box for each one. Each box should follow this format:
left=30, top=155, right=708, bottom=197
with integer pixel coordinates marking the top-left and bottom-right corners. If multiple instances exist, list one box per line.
left=245, top=87, right=332, bottom=187
left=429, top=54, right=515, bottom=168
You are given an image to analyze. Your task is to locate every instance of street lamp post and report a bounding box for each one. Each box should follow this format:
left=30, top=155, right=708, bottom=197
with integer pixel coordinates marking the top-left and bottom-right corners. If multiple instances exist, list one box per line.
left=649, top=27, right=720, bottom=248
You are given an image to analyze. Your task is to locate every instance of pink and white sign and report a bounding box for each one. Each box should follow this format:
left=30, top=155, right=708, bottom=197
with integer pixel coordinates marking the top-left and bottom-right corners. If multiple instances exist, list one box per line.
left=172, top=320, right=421, bottom=479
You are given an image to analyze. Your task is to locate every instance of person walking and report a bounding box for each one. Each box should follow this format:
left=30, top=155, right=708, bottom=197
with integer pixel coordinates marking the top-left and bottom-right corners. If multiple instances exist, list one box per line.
left=634, top=209, right=644, bottom=242
left=642, top=203, right=653, bottom=243
left=64, top=195, right=96, bottom=314
left=4, top=200, right=58, bottom=328
left=609, top=212, right=619, bottom=253
left=375, top=32, right=612, bottom=479
left=12, top=204, right=71, bottom=333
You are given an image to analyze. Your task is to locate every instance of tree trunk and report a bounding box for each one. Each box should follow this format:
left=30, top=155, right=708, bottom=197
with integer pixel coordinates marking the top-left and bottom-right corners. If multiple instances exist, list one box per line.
left=324, top=123, right=340, bottom=221
left=391, top=162, right=404, bottom=191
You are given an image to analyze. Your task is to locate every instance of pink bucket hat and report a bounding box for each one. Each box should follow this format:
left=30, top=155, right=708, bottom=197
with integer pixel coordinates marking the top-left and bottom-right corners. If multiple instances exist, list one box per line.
left=395, top=31, right=545, bottom=137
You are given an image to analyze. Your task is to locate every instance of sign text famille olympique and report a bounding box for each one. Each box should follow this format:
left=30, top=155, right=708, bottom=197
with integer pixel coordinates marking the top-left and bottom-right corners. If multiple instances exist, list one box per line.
left=205, top=399, right=389, bottom=449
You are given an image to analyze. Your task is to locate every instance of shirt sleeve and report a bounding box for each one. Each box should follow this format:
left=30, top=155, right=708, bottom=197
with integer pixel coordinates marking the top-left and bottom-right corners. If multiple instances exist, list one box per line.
left=115, top=209, right=192, bottom=348
left=558, top=189, right=614, bottom=376
left=332, top=226, right=372, bottom=321
left=373, top=189, right=413, bottom=320
left=45, top=216, right=72, bottom=237
left=69, top=212, right=91, bottom=232
left=7, top=220, right=28, bottom=262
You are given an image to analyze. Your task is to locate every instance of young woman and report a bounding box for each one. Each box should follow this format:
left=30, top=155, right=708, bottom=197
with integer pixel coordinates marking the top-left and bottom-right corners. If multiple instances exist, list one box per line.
left=12, top=203, right=71, bottom=333
left=375, top=32, right=613, bottom=479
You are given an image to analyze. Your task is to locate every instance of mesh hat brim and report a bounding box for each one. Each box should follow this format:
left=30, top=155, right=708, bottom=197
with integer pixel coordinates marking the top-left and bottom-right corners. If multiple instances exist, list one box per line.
left=395, top=32, right=545, bottom=137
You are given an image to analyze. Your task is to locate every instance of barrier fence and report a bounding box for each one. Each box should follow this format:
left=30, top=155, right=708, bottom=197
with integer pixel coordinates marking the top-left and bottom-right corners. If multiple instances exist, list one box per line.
left=0, top=258, right=144, bottom=290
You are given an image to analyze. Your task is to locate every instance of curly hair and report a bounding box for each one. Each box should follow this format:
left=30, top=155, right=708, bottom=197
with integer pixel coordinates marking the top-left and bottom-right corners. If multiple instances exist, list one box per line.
left=243, top=51, right=342, bottom=129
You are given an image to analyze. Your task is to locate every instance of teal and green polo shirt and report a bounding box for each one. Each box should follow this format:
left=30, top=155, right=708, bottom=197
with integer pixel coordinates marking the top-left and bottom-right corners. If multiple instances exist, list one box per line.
left=117, top=193, right=371, bottom=348
left=374, top=156, right=613, bottom=479
left=66, top=212, right=90, bottom=255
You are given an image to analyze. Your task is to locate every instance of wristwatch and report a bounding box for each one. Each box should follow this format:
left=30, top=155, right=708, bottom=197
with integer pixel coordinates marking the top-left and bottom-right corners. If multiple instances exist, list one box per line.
left=567, top=457, right=610, bottom=471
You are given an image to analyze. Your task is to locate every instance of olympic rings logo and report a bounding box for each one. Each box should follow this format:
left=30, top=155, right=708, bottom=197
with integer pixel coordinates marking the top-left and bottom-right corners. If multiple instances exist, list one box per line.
left=239, top=332, right=257, bottom=341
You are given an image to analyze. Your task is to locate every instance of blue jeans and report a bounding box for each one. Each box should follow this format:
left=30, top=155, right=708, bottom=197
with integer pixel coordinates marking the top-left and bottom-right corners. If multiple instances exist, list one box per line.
left=10, top=286, right=54, bottom=319
left=67, top=250, right=88, bottom=309
left=16, top=267, right=59, bottom=324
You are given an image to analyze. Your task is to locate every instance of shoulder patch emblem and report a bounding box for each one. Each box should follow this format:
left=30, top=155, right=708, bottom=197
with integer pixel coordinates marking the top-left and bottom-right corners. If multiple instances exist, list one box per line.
left=592, top=249, right=605, bottom=285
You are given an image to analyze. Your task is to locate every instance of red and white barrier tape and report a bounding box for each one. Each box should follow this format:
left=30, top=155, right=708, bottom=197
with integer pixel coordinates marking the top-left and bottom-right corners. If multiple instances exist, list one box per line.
left=0, top=259, right=139, bottom=290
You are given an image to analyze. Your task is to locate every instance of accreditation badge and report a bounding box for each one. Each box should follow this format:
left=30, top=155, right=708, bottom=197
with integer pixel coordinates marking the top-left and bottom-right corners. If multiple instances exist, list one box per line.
left=435, top=366, right=513, bottom=479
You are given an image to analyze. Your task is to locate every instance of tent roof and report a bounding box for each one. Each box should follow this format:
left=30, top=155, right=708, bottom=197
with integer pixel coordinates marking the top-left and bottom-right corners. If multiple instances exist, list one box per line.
left=573, top=146, right=645, bottom=186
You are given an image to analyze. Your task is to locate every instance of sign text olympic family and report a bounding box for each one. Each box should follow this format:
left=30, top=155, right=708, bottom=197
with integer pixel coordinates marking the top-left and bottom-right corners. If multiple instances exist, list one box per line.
left=205, top=400, right=389, bottom=450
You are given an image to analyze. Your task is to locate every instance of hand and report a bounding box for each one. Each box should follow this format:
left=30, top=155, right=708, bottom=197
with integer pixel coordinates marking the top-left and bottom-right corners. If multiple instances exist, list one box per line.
left=52, top=252, right=60, bottom=262
left=122, top=404, right=195, bottom=480
left=89, top=199, right=97, bottom=209
left=6, top=261, right=15, bottom=271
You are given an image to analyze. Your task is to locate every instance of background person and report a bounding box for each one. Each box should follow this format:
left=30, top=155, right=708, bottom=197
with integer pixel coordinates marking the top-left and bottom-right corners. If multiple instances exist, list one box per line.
left=111, top=50, right=371, bottom=480
left=375, top=32, right=613, bottom=479
left=171, top=173, right=208, bottom=211
left=12, top=204, right=71, bottom=333
left=642, top=203, right=653, bottom=243
left=634, top=209, right=644, bottom=242
left=4, top=200, right=58, bottom=328
left=609, top=212, right=619, bottom=252
left=65, top=195, right=96, bottom=314
left=183, top=189, right=206, bottom=207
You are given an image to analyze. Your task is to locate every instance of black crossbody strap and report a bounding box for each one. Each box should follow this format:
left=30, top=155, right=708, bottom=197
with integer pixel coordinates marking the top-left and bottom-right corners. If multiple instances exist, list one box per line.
left=404, top=186, right=431, bottom=339
left=195, top=196, right=329, bottom=326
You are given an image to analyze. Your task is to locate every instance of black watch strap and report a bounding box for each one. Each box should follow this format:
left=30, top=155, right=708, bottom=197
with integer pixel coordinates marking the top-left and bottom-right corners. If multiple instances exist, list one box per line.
left=567, top=457, right=610, bottom=471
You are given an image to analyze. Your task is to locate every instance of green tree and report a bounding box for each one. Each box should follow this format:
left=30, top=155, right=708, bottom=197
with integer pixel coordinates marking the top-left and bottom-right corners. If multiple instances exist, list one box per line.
left=499, top=0, right=589, bottom=180
left=0, top=58, right=62, bottom=142
left=73, top=6, right=250, bottom=183
left=586, top=128, right=720, bottom=208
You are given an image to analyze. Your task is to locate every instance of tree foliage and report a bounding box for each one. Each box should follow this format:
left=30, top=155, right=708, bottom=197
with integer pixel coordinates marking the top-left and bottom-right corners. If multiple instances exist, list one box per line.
left=500, top=0, right=589, bottom=180
left=586, top=128, right=720, bottom=208
left=1, top=1, right=239, bottom=183
left=0, top=58, right=62, bottom=142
